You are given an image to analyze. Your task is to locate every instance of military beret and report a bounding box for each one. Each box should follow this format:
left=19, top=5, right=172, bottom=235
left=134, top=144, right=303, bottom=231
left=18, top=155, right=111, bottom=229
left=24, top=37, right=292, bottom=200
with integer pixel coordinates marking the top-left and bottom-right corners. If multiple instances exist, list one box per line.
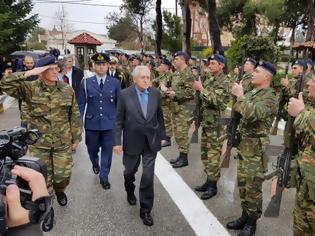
left=148, top=55, right=155, bottom=60
left=190, top=56, right=197, bottom=61
left=91, top=52, right=109, bottom=63
left=174, top=51, right=189, bottom=61
left=245, top=58, right=257, bottom=66
left=161, top=58, right=172, bottom=67
left=36, top=55, right=57, bottom=68
left=192, top=66, right=198, bottom=70
left=123, top=53, right=129, bottom=59
left=305, top=58, right=314, bottom=66
left=208, top=54, right=226, bottom=64
left=292, top=59, right=306, bottom=68
left=259, top=61, right=277, bottom=76
left=147, top=60, right=155, bottom=67
left=202, top=58, right=208, bottom=63
left=130, top=54, right=141, bottom=61
left=109, top=56, right=118, bottom=64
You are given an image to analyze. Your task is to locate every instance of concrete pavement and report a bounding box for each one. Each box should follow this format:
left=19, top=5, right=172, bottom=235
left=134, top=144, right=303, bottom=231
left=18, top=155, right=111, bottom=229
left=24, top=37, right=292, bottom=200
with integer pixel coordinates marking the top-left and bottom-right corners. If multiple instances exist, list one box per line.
left=0, top=100, right=294, bottom=236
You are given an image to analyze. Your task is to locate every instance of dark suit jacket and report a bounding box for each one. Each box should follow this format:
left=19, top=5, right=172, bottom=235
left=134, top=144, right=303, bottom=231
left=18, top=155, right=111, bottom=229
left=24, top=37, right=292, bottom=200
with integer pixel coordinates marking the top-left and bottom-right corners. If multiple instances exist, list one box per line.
left=71, top=66, right=84, bottom=100
left=107, top=69, right=127, bottom=89
left=114, top=85, right=166, bottom=155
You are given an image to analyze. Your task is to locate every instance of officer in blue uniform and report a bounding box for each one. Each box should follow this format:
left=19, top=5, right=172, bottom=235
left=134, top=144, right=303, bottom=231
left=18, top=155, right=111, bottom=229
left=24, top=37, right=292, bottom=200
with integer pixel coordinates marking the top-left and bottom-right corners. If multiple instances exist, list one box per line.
left=78, top=52, right=121, bottom=190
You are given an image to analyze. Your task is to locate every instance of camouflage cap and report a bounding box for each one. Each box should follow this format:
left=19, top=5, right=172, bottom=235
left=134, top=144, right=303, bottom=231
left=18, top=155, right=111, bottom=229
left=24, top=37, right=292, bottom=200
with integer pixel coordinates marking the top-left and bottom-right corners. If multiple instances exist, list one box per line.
left=305, top=58, right=314, bottom=67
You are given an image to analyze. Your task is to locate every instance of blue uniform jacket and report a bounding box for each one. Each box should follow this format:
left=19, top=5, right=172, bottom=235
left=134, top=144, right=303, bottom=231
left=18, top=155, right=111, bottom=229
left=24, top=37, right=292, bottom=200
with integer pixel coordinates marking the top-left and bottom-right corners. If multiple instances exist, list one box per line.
left=78, top=75, right=121, bottom=131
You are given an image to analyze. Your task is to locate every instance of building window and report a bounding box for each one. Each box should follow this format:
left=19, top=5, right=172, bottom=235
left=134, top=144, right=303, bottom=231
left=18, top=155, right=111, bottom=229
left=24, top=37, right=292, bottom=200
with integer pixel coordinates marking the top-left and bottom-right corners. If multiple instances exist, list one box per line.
left=77, top=47, right=84, bottom=55
left=88, top=47, right=95, bottom=54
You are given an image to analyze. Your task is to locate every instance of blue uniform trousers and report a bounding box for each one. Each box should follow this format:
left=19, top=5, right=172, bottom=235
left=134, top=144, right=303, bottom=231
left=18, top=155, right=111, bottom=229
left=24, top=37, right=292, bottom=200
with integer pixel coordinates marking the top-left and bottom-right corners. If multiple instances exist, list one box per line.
left=85, top=129, right=113, bottom=182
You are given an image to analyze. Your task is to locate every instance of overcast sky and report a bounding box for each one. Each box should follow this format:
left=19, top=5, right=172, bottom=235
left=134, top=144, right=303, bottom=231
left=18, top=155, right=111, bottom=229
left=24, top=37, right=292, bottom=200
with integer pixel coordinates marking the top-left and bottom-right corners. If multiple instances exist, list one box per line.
left=31, top=0, right=180, bottom=35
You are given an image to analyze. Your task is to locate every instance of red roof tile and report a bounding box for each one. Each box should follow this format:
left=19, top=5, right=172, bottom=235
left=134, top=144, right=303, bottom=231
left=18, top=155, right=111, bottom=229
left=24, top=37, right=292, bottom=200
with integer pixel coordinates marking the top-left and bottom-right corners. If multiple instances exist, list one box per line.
left=68, top=32, right=102, bottom=45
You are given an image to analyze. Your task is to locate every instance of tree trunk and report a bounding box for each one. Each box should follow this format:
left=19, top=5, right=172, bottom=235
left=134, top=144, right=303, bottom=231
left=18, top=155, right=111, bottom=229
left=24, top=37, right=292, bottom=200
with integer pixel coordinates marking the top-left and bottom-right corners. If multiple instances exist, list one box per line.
left=155, top=0, right=162, bottom=56
left=290, top=24, right=296, bottom=58
left=207, top=0, right=223, bottom=54
left=306, top=0, right=315, bottom=42
left=140, top=15, right=144, bottom=53
left=180, top=0, right=191, bottom=55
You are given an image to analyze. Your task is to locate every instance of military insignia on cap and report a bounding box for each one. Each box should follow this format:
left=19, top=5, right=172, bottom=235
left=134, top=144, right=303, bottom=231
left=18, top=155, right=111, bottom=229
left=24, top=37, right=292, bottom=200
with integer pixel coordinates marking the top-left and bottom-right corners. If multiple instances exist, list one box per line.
left=97, top=54, right=104, bottom=61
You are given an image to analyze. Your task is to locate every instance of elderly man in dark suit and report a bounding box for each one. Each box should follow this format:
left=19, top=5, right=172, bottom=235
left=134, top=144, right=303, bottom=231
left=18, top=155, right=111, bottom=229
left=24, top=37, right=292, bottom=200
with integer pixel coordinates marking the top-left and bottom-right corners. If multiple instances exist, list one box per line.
left=62, top=55, right=84, bottom=100
left=113, top=65, right=166, bottom=227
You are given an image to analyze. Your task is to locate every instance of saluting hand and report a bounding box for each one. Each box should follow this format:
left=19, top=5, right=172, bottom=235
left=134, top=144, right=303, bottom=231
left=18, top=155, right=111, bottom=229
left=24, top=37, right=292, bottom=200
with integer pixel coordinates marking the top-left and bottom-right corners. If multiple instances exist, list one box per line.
left=113, top=145, right=123, bottom=155
left=288, top=92, right=304, bottom=117
left=231, top=81, right=244, bottom=97
left=24, top=65, right=51, bottom=78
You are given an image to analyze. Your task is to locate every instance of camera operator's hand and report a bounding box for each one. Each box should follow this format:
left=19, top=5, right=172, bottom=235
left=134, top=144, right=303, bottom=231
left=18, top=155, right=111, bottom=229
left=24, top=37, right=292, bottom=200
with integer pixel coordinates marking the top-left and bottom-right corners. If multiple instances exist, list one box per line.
left=6, top=166, right=49, bottom=228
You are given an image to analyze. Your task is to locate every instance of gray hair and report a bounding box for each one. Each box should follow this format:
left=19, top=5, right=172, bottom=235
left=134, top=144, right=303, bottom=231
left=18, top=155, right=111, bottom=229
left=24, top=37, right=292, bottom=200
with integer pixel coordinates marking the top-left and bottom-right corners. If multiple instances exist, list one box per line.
left=132, top=65, right=150, bottom=78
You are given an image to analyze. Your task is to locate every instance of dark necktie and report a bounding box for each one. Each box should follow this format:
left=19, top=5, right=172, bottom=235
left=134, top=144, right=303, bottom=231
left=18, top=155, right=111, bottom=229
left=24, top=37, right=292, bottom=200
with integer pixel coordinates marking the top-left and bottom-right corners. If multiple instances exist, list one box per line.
left=100, top=78, right=104, bottom=90
left=63, top=75, right=69, bottom=84
left=140, top=93, right=147, bottom=117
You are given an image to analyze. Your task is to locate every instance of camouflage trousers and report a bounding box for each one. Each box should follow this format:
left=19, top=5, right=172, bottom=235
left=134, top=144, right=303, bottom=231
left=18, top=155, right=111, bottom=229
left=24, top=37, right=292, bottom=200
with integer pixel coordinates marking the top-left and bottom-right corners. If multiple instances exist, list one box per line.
left=237, top=137, right=265, bottom=219
left=201, top=125, right=223, bottom=182
left=172, top=105, right=190, bottom=154
left=293, top=181, right=315, bottom=236
left=162, top=104, right=173, bottom=137
left=29, top=145, right=73, bottom=193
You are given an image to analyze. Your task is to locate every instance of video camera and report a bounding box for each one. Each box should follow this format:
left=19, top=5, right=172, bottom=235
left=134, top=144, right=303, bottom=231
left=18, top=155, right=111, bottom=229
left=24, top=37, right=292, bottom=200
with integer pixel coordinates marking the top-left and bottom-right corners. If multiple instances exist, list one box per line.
left=0, top=127, right=52, bottom=233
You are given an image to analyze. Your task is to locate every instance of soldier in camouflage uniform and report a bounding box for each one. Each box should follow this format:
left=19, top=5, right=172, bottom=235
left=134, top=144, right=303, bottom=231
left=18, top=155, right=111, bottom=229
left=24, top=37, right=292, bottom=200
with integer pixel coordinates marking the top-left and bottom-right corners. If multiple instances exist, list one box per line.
left=288, top=77, right=315, bottom=236
left=1, top=56, right=82, bottom=207
left=155, top=58, right=173, bottom=147
left=305, top=58, right=314, bottom=80
left=226, top=62, right=277, bottom=236
left=240, top=58, right=256, bottom=94
left=163, top=51, right=195, bottom=168
left=193, top=55, right=230, bottom=200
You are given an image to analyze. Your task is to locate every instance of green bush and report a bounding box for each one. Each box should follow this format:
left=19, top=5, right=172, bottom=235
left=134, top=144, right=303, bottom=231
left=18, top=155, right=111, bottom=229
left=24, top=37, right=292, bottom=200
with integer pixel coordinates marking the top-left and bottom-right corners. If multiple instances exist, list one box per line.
left=226, top=35, right=280, bottom=70
left=202, top=47, right=213, bottom=58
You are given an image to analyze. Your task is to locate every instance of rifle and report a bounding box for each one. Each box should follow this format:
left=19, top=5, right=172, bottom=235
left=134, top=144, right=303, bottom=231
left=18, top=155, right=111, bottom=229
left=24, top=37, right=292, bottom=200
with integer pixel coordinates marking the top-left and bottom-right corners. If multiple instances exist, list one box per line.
left=219, top=60, right=245, bottom=168
left=270, top=64, right=290, bottom=135
left=191, top=61, right=202, bottom=144
left=264, top=65, right=306, bottom=217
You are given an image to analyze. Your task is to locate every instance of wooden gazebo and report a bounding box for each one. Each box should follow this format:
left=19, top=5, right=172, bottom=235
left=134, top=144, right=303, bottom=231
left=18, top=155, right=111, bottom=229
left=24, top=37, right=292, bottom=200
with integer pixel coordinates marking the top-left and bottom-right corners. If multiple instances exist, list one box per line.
left=292, top=41, right=315, bottom=60
left=68, top=32, right=102, bottom=69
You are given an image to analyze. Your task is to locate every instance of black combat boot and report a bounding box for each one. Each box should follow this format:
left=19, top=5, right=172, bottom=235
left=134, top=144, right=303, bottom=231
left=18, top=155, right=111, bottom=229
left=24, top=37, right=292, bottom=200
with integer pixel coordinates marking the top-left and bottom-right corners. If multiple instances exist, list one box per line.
left=194, top=179, right=210, bottom=192
left=238, top=216, right=257, bottom=236
left=172, top=153, right=188, bottom=168
left=226, top=211, right=248, bottom=230
left=200, top=181, right=217, bottom=200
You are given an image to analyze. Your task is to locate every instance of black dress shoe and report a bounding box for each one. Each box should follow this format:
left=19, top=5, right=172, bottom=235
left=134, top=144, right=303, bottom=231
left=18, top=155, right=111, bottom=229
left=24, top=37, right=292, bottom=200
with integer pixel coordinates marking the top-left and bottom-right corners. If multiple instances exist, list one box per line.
left=140, top=212, right=154, bottom=226
left=101, top=181, right=111, bottom=190
left=92, top=164, right=100, bottom=175
left=127, top=193, right=137, bottom=205
left=56, top=192, right=67, bottom=206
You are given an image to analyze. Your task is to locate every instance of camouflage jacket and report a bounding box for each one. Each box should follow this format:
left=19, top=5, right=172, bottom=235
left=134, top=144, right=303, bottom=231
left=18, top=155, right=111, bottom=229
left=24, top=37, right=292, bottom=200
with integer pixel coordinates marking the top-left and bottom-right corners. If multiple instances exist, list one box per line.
left=171, top=66, right=195, bottom=104
left=234, top=87, right=277, bottom=138
left=293, top=108, right=315, bottom=201
left=241, top=73, right=254, bottom=94
left=199, top=72, right=230, bottom=125
left=1, top=72, right=82, bottom=149
left=283, top=76, right=314, bottom=109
